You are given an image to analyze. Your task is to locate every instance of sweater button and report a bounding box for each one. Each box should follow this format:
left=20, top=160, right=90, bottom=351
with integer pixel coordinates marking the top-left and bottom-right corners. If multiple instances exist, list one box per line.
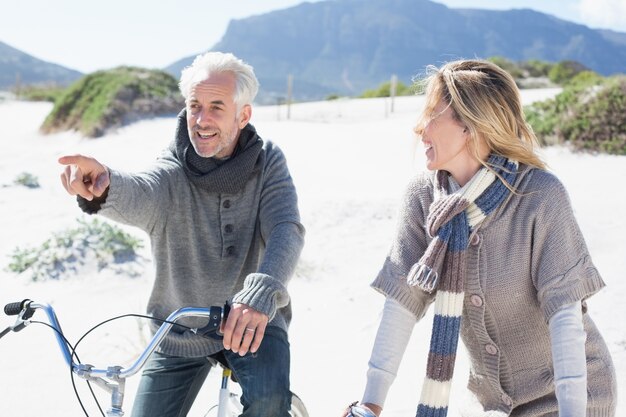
left=470, top=233, right=481, bottom=246
left=223, top=199, right=231, bottom=209
left=226, top=246, right=235, bottom=256
left=485, top=344, right=498, bottom=355
left=470, top=294, right=483, bottom=307
left=224, top=224, right=234, bottom=233
left=501, top=393, right=512, bottom=406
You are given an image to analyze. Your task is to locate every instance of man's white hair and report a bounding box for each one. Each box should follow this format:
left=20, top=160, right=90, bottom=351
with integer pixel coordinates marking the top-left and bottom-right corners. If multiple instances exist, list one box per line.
left=179, top=52, right=259, bottom=110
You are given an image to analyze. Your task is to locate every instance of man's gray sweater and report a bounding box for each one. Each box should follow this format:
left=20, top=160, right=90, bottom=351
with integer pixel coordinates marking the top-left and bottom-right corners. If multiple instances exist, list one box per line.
left=83, top=122, right=304, bottom=357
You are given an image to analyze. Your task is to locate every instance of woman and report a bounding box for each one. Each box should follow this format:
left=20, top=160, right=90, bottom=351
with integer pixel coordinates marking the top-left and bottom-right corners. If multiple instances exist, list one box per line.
left=344, top=60, right=616, bottom=417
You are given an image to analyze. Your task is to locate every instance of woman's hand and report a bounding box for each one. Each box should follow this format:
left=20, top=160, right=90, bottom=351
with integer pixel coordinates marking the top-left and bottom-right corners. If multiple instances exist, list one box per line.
left=341, top=402, right=382, bottom=417
left=362, top=403, right=382, bottom=416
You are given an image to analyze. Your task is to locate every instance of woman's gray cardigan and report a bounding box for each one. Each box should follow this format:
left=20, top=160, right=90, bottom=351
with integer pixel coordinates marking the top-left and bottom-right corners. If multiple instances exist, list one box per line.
left=372, top=165, right=616, bottom=416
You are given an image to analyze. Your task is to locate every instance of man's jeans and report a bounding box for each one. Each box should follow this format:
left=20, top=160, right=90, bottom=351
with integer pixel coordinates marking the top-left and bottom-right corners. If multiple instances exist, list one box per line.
left=130, top=326, right=291, bottom=417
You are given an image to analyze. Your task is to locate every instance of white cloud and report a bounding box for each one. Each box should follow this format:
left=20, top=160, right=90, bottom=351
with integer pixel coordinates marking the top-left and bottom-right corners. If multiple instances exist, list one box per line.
left=578, top=0, right=626, bottom=31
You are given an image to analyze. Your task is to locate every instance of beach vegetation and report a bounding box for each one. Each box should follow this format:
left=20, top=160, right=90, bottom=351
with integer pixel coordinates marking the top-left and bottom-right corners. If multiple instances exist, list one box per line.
left=7, top=218, right=144, bottom=281
left=525, top=75, right=626, bottom=155
left=360, top=80, right=414, bottom=98
left=41, top=66, right=183, bottom=137
left=15, top=84, right=67, bottom=102
left=13, top=172, right=40, bottom=188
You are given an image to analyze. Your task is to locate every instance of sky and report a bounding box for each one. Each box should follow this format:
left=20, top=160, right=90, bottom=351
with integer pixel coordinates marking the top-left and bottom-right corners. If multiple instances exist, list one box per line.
left=1, top=0, right=625, bottom=74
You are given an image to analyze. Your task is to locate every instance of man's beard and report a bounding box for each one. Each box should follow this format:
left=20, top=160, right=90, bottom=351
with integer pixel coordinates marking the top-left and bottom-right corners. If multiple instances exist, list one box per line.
left=189, top=121, right=239, bottom=159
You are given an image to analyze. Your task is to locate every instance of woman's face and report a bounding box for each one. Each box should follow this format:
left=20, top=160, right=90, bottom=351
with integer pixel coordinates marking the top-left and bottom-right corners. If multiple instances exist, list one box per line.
left=419, top=100, right=473, bottom=174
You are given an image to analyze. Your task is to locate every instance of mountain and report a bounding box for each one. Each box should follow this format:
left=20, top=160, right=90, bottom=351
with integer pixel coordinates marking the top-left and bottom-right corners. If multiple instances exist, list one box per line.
left=598, top=29, right=626, bottom=47
left=165, top=0, right=626, bottom=102
left=0, top=41, right=83, bottom=90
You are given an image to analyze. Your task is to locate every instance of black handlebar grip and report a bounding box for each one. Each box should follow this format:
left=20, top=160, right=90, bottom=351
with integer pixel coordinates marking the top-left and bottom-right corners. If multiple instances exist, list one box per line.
left=4, top=299, right=30, bottom=316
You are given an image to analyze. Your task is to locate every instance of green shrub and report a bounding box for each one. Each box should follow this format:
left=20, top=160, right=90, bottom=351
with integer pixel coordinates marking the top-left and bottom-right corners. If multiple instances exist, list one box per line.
left=41, top=66, right=183, bottom=138
left=525, top=100, right=560, bottom=145
left=6, top=218, right=144, bottom=281
left=524, top=77, right=593, bottom=143
left=360, top=80, right=413, bottom=98
left=560, top=77, right=626, bottom=154
left=564, top=70, right=603, bottom=88
left=486, top=57, right=595, bottom=88
left=548, top=60, right=589, bottom=84
left=13, top=172, right=40, bottom=188
left=525, top=75, right=626, bottom=154
left=488, top=56, right=524, bottom=79
left=15, top=85, right=66, bottom=102
left=520, top=59, right=553, bottom=78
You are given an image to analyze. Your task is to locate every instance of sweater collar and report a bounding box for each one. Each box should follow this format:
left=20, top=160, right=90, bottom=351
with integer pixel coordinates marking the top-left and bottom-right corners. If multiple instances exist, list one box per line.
left=169, top=109, right=264, bottom=194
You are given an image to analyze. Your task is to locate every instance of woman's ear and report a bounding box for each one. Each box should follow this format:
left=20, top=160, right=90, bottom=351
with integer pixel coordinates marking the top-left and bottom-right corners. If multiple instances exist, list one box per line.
left=463, top=127, right=470, bottom=142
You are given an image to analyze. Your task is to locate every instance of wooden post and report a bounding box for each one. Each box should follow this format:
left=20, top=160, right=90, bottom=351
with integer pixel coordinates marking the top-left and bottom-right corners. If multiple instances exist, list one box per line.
left=276, top=96, right=283, bottom=121
left=286, top=74, right=293, bottom=120
left=390, top=74, right=397, bottom=113
left=14, top=72, right=21, bottom=99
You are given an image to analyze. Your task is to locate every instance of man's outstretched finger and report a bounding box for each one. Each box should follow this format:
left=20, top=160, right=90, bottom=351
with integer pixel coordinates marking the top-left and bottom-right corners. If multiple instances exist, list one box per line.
left=58, top=154, right=109, bottom=199
left=58, top=154, right=91, bottom=166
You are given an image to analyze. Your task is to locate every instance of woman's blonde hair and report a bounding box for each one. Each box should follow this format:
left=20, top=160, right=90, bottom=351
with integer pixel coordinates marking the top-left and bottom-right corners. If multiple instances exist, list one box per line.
left=415, top=59, right=546, bottom=171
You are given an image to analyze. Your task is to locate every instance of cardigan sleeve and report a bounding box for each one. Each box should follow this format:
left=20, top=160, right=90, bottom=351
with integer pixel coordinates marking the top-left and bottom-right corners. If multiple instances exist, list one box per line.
left=530, top=173, right=606, bottom=320
left=371, top=172, right=435, bottom=319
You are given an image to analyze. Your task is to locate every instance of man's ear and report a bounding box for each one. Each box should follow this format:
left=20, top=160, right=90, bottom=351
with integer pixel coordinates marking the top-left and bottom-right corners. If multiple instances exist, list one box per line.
left=238, top=104, right=252, bottom=128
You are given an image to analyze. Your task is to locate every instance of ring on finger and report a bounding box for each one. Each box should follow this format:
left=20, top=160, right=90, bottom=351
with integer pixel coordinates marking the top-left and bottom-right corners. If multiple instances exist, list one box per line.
left=245, top=327, right=255, bottom=333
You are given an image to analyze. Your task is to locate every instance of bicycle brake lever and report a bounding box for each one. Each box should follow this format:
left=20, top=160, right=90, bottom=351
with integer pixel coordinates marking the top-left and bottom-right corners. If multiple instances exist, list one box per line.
left=196, top=305, right=226, bottom=340
left=0, top=320, right=30, bottom=339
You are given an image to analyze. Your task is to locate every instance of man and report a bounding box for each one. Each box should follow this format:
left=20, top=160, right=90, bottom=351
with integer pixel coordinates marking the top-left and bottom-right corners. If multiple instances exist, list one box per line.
left=59, top=52, right=305, bottom=417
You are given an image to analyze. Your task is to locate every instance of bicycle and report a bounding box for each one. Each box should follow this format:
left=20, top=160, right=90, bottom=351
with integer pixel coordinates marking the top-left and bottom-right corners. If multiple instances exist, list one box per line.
left=1, top=299, right=309, bottom=417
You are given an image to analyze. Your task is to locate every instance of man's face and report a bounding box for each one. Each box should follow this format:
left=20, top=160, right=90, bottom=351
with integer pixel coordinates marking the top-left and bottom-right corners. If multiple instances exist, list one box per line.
left=186, top=72, right=251, bottom=159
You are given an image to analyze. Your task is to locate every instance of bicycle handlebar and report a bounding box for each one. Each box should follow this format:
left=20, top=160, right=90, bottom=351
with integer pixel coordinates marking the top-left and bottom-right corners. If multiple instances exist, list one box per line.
left=4, top=299, right=29, bottom=316
left=2, top=300, right=230, bottom=416
left=2, top=300, right=228, bottom=379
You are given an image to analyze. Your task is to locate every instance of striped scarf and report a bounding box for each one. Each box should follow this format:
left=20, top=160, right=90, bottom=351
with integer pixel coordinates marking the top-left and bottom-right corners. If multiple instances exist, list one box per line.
left=407, top=154, right=518, bottom=417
